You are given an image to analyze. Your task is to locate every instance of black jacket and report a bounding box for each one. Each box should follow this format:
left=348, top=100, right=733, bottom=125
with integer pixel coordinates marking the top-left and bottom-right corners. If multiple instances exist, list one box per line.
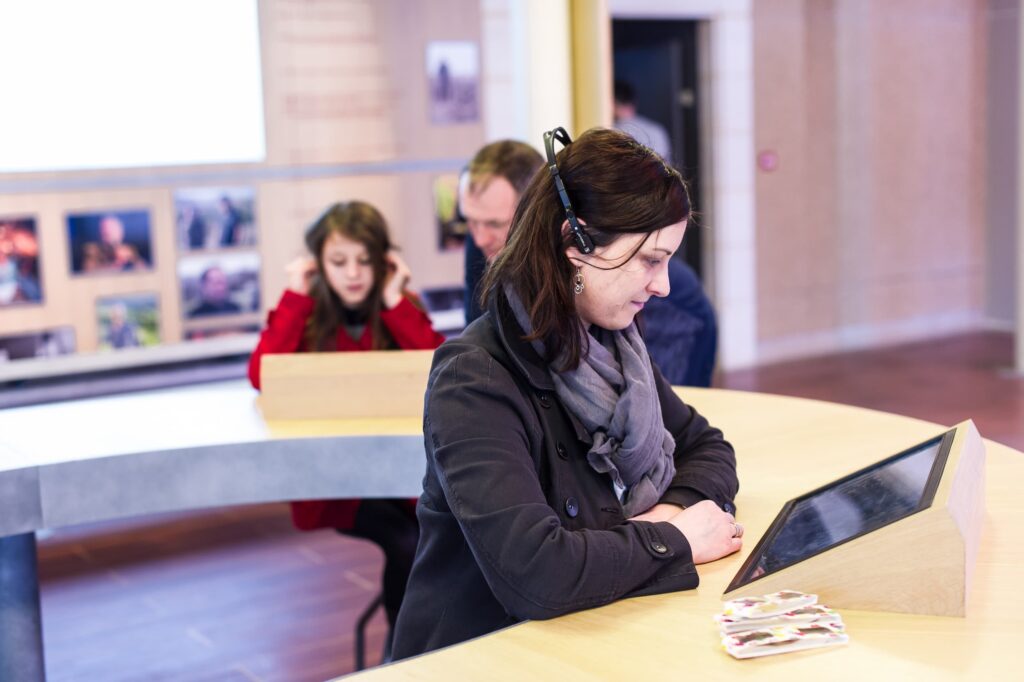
left=391, top=293, right=739, bottom=659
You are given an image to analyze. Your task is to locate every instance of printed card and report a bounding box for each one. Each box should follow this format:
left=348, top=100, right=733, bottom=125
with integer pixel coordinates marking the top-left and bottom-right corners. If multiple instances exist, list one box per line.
left=720, top=590, right=818, bottom=620
left=716, top=604, right=841, bottom=634
left=723, top=623, right=849, bottom=659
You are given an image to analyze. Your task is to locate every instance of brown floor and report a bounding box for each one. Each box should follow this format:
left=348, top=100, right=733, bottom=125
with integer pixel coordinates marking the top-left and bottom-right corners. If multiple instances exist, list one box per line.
left=38, top=331, right=1024, bottom=681
left=718, top=331, right=1024, bottom=452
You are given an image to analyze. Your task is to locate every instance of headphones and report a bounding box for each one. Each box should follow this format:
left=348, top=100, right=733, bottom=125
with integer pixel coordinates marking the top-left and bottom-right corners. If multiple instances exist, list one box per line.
left=543, top=127, right=595, bottom=255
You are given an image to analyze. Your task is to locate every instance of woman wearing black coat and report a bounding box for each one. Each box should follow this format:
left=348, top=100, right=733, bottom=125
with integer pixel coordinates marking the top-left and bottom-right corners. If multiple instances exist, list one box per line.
left=392, top=127, right=742, bottom=659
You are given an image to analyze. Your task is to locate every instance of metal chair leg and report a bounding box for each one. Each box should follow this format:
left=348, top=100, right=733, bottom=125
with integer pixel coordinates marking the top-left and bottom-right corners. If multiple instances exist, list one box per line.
left=354, top=591, right=384, bottom=671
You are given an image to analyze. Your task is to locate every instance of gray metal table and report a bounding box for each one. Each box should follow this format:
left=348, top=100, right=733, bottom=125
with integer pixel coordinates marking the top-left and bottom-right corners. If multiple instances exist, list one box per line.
left=0, top=379, right=426, bottom=681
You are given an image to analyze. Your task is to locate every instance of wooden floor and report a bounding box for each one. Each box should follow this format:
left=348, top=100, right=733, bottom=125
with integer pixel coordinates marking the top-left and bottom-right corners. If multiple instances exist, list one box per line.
left=37, top=331, right=1024, bottom=681
left=719, top=331, right=1024, bottom=452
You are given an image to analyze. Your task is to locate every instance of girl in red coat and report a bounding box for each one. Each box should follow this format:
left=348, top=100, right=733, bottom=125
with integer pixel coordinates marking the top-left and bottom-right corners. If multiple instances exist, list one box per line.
left=249, top=201, right=445, bottom=635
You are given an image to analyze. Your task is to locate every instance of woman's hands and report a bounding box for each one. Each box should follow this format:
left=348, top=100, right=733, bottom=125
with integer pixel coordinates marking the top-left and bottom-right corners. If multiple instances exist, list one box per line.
left=285, top=256, right=317, bottom=296
left=631, top=500, right=742, bottom=565
left=382, top=249, right=411, bottom=309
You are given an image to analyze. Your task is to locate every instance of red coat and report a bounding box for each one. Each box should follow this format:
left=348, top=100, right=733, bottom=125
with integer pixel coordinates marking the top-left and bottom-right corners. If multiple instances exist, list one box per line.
left=249, top=289, right=445, bottom=531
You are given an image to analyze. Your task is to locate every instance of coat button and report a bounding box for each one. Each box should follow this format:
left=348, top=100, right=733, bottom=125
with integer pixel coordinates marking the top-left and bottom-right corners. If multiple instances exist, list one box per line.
left=651, top=542, right=668, bottom=554
left=537, top=392, right=552, bottom=409
left=722, top=502, right=736, bottom=515
left=564, top=497, right=579, bottom=518
left=556, top=442, right=568, bottom=460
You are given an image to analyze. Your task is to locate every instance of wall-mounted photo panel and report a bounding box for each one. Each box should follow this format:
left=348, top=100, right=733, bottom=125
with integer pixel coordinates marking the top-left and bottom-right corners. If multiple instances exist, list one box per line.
left=0, top=216, right=43, bottom=306
left=174, top=186, right=257, bottom=251
left=96, top=293, right=160, bottom=350
left=179, top=252, right=261, bottom=319
left=184, top=324, right=260, bottom=341
left=433, top=174, right=465, bottom=252
left=0, top=327, right=75, bottom=362
left=66, top=209, right=153, bottom=274
left=426, top=41, right=479, bottom=124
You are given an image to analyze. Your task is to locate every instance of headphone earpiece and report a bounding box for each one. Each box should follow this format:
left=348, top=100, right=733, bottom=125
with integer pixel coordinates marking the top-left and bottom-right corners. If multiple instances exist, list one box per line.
left=543, top=127, right=594, bottom=255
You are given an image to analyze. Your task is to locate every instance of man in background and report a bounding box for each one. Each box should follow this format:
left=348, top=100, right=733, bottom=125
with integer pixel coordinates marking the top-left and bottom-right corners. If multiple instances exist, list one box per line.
left=613, top=80, right=672, bottom=165
left=460, top=140, right=544, bottom=325
left=642, top=258, right=718, bottom=387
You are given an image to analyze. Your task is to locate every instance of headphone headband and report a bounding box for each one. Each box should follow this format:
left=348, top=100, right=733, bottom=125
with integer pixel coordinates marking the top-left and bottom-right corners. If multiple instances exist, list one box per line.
left=543, top=127, right=594, bottom=255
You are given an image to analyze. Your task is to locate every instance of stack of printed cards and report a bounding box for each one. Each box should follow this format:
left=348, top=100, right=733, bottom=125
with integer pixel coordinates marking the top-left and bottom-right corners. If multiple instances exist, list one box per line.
left=715, top=590, right=848, bottom=659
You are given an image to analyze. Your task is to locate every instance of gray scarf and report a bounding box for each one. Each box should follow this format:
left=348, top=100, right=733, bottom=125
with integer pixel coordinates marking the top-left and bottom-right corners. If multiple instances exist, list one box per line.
left=505, top=287, right=676, bottom=517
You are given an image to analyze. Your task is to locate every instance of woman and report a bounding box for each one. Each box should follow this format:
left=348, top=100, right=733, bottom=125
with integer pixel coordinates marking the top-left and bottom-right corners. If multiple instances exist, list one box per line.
left=392, top=128, right=741, bottom=659
left=248, top=201, right=445, bottom=633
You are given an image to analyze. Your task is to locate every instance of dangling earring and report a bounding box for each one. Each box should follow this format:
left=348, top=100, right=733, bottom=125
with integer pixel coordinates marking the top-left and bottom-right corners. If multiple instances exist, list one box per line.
left=573, top=267, right=585, bottom=295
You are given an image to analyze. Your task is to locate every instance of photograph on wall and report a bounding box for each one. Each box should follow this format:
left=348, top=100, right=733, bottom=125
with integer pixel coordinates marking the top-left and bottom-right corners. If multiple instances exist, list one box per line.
left=179, top=252, right=260, bottom=319
left=433, top=173, right=466, bottom=251
left=184, top=324, right=260, bottom=341
left=426, top=41, right=480, bottom=124
left=96, top=293, right=160, bottom=351
left=0, top=216, right=43, bottom=306
left=174, top=186, right=257, bottom=250
left=0, top=327, right=75, bottom=362
left=66, top=209, right=153, bottom=274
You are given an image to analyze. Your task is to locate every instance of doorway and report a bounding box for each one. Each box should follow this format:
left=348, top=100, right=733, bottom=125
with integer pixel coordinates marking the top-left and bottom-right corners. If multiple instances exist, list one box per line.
left=612, top=19, right=704, bottom=280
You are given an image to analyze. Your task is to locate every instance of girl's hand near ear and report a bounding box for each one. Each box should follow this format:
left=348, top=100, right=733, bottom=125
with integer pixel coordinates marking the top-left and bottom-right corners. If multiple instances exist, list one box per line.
left=285, top=256, right=317, bottom=296
left=382, top=250, right=411, bottom=309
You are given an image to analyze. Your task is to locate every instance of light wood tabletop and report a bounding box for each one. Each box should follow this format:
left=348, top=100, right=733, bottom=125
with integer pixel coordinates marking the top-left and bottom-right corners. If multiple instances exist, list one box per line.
left=343, top=387, right=1024, bottom=681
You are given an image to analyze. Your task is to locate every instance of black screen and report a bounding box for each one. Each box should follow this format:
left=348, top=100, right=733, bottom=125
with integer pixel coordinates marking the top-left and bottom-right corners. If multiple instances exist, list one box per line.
left=726, top=431, right=953, bottom=593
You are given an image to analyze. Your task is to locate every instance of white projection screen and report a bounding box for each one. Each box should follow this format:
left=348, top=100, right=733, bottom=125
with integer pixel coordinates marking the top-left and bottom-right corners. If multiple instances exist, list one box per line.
left=0, top=0, right=265, bottom=172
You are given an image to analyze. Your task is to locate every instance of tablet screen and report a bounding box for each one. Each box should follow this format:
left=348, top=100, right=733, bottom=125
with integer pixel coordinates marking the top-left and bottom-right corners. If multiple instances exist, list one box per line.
left=726, top=431, right=953, bottom=592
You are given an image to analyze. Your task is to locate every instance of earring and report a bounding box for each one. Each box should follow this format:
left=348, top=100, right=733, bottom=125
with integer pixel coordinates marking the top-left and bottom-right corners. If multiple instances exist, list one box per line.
left=573, top=267, right=585, bottom=295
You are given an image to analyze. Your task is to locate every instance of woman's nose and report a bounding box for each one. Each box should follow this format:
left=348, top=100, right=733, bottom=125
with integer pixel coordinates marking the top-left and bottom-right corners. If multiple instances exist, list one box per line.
left=648, top=265, right=671, bottom=297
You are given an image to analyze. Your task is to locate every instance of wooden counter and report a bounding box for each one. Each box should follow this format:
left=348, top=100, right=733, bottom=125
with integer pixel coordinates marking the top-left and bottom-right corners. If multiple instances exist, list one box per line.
left=343, top=388, right=1024, bottom=681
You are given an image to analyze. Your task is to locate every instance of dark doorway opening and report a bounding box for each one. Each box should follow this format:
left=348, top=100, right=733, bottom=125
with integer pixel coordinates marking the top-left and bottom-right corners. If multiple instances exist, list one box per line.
left=612, top=19, right=704, bottom=280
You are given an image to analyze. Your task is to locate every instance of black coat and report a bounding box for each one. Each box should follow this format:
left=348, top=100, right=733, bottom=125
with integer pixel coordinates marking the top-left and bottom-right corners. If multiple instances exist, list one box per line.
left=391, top=293, right=739, bottom=659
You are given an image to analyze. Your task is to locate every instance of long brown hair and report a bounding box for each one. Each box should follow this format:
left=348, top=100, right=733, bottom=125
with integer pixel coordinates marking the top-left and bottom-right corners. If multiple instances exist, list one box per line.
left=303, top=201, right=396, bottom=351
left=481, top=127, right=690, bottom=371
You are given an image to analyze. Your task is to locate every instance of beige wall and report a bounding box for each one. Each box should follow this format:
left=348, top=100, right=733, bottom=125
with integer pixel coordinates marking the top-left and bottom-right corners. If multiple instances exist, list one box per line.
left=0, top=0, right=487, bottom=359
left=754, top=0, right=989, bottom=361
left=256, top=0, right=485, bottom=299
left=3, top=0, right=1010, bottom=369
left=754, top=0, right=840, bottom=345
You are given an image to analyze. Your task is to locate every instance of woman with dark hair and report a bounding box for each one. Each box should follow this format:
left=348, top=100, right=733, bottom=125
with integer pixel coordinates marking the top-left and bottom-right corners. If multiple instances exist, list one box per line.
left=392, top=127, right=741, bottom=659
left=249, top=200, right=445, bottom=637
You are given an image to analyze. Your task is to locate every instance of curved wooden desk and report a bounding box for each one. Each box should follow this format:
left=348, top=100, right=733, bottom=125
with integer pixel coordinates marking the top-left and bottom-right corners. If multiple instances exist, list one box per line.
left=344, top=388, right=1023, bottom=681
